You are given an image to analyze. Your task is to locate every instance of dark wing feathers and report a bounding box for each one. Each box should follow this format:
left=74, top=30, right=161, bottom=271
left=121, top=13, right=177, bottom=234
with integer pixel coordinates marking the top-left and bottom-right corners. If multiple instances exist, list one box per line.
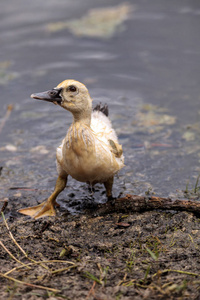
left=93, top=103, right=109, bottom=117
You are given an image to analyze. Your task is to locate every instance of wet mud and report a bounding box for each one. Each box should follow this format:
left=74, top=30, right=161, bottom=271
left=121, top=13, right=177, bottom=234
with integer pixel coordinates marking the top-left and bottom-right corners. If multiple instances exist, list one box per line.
left=1, top=198, right=200, bottom=299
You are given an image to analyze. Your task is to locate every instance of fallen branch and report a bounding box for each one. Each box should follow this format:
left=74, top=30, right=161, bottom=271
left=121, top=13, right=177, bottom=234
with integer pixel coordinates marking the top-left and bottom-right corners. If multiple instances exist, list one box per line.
left=87, top=194, right=200, bottom=216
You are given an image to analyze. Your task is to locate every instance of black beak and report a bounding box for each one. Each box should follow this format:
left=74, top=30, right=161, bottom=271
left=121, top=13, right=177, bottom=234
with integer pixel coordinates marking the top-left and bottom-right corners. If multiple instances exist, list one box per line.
left=31, top=88, right=62, bottom=104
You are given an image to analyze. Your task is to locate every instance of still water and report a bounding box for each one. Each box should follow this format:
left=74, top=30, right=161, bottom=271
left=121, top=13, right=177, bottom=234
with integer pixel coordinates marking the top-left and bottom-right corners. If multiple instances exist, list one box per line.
left=0, top=0, right=200, bottom=215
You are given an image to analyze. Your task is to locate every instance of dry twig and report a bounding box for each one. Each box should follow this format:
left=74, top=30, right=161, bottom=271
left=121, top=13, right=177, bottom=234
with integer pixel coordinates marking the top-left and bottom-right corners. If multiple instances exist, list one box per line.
left=0, top=199, right=8, bottom=213
left=86, top=281, right=96, bottom=300
left=0, top=104, right=13, bottom=134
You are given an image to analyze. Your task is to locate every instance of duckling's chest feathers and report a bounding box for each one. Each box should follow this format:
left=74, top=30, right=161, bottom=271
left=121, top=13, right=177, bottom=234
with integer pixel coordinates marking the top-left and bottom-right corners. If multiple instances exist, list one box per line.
left=58, top=123, right=121, bottom=183
left=65, top=124, right=94, bottom=156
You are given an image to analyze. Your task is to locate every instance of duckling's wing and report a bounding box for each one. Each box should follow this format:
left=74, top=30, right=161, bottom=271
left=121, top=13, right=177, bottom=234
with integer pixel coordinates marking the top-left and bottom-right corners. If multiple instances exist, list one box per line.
left=108, top=139, right=123, bottom=158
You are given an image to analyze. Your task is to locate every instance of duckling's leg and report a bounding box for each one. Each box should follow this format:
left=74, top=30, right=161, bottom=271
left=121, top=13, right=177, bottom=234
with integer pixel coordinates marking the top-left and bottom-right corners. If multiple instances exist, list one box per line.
left=104, top=177, right=114, bottom=200
left=18, top=175, right=68, bottom=219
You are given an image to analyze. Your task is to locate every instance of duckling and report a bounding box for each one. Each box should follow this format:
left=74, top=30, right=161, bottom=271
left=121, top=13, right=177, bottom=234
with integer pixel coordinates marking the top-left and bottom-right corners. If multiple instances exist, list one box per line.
left=18, top=80, right=124, bottom=219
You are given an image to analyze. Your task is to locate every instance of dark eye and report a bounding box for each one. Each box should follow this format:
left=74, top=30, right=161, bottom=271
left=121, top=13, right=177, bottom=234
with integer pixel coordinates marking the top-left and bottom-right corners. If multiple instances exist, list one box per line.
left=67, top=85, right=77, bottom=92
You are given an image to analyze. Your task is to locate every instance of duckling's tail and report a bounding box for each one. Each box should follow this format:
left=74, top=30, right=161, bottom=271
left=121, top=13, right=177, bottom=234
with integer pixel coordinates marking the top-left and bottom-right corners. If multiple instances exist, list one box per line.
left=93, top=103, right=109, bottom=116
left=18, top=200, right=56, bottom=219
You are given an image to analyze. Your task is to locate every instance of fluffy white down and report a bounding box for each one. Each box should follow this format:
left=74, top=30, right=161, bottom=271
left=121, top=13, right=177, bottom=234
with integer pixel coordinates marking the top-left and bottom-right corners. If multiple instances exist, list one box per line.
left=91, top=110, right=124, bottom=163
left=90, top=110, right=118, bottom=145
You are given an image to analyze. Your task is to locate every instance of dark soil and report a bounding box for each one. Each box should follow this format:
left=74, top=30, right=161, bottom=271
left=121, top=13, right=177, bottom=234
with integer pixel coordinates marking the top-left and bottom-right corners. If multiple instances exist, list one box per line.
left=1, top=197, right=200, bottom=300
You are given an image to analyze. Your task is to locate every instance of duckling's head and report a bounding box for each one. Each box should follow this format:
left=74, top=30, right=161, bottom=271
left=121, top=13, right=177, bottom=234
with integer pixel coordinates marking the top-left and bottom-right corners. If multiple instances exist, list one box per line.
left=31, top=80, right=92, bottom=118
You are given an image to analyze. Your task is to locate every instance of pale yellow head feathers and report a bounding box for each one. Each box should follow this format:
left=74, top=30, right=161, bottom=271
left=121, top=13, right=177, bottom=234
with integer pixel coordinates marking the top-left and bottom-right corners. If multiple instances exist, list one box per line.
left=56, top=80, right=92, bottom=115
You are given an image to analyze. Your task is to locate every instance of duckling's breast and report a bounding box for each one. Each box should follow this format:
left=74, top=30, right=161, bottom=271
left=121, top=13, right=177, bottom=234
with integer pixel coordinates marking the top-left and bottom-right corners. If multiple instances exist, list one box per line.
left=57, top=124, right=123, bottom=183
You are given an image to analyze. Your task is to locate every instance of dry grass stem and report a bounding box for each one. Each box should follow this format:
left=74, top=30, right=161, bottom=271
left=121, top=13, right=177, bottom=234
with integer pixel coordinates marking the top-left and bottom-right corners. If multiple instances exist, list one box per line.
left=0, top=272, right=61, bottom=293
left=2, top=212, right=27, bottom=256
left=0, top=240, right=30, bottom=269
left=51, top=265, right=75, bottom=274
left=4, top=260, right=76, bottom=276
left=153, top=269, right=200, bottom=278
left=1, top=212, right=49, bottom=270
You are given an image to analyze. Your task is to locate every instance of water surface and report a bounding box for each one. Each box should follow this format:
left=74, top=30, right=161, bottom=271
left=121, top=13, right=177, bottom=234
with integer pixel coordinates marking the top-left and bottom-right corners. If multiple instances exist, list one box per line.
left=1, top=0, right=200, bottom=215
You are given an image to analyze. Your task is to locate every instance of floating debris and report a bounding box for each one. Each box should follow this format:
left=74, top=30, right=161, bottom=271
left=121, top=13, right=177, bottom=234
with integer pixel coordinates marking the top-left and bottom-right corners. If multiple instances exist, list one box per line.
left=0, top=61, right=12, bottom=69
left=47, top=3, right=133, bottom=38
left=5, top=144, right=17, bottom=152
left=182, top=131, right=195, bottom=141
left=0, top=61, right=18, bottom=85
left=30, top=145, right=49, bottom=155
left=141, top=103, right=168, bottom=113
left=132, top=104, right=176, bottom=134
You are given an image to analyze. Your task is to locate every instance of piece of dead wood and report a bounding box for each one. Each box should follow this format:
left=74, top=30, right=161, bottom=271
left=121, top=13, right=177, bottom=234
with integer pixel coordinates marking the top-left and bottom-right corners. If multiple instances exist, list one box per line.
left=0, top=199, right=8, bottom=213
left=86, top=194, right=200, bottom=216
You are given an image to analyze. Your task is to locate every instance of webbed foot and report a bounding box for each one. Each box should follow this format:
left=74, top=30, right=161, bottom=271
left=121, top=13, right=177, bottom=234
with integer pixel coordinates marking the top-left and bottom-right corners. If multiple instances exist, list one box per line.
left=18, top=175, right=67, bottom=219
left=18, top=200, right=57, bottom=219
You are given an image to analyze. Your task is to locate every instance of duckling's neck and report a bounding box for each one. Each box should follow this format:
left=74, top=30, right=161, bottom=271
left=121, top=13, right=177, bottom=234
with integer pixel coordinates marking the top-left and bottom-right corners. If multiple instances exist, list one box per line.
left=72, top=109, right=92, bottom=127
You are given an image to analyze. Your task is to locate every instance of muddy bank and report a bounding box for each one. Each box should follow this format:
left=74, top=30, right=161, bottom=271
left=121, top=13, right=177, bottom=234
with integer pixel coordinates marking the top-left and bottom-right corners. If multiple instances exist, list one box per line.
left=1, top=198, right=200, bottom=300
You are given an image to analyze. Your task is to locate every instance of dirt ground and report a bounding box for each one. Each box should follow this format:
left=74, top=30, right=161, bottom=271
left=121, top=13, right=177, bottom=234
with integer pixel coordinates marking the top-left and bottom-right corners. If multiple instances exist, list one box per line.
left=1, top=196, right=200, bottom=300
